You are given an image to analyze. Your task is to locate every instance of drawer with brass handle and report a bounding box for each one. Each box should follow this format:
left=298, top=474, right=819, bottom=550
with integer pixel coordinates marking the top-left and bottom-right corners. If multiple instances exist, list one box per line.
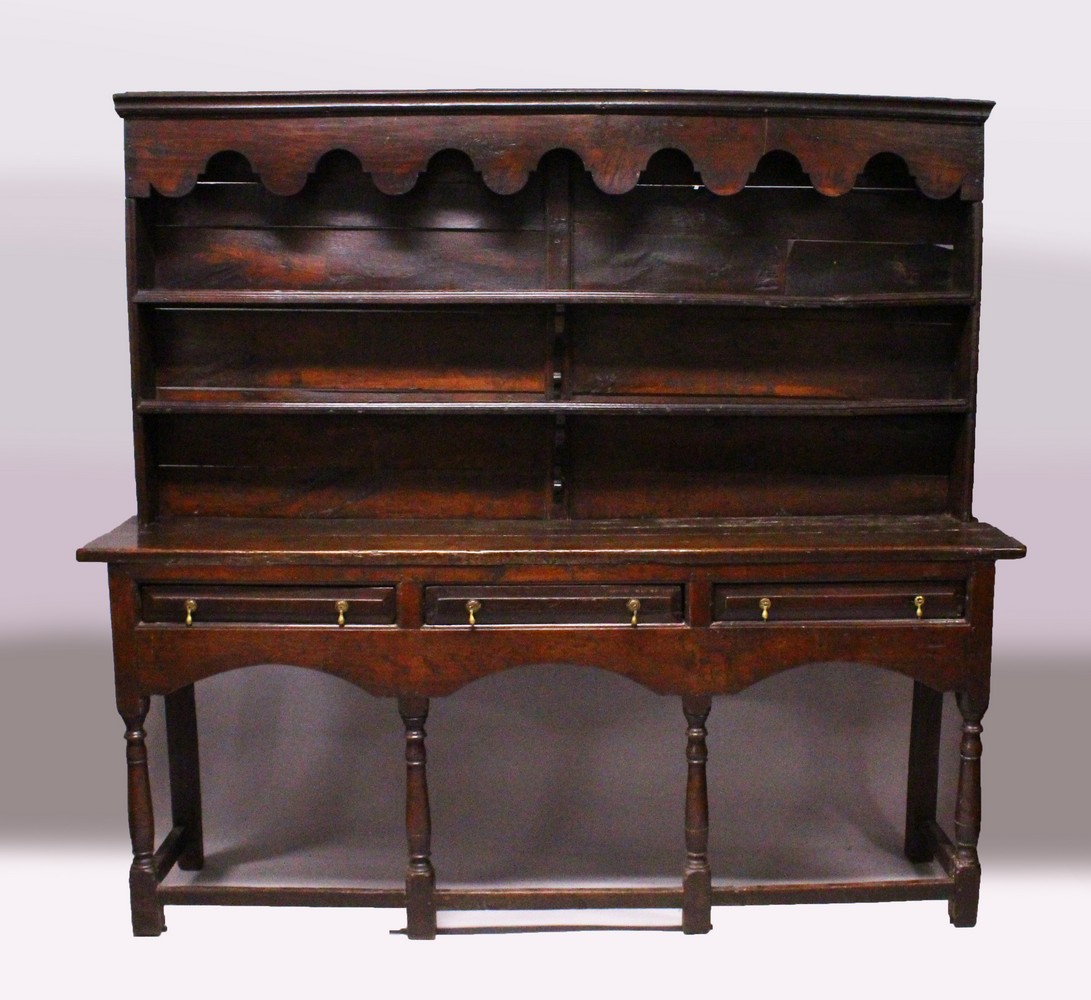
left=424, top=585, right=684, bottom=627
left=713, top=582, right=966, bottom=624
left=141, top=586, right=396, bottom=626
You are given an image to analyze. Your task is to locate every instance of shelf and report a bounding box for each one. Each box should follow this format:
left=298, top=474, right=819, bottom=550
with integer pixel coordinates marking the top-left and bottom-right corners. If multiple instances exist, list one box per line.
left=77, top=514, right=1027, bottom=567
left=138, top=396, right=972, bottom=417
left=134, top=289, right=978, bottom=309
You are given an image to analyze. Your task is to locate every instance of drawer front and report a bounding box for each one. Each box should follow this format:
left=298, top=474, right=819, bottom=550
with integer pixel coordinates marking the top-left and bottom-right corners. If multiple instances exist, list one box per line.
left=141, top=586, right=396, bottom=626
left=424, top=585, right=684, bottom=626
left=713, top=582, right=965, bottom=623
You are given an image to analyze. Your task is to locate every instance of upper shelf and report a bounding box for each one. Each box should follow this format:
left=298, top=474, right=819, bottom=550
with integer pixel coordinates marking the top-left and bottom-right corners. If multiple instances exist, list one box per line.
left=135, top=290, right=977, bottom=309
left=116, top=90, right=990, bottom=201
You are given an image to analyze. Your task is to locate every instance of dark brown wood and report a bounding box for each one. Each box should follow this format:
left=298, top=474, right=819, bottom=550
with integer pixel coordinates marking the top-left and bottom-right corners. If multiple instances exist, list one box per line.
left=116, top=92, right=990, bottom=200
left=83, top=90, right=1024, bottom=937
left=572, top=180, right=966, bottom=297
left=152, top=413, right=552, bottom=519
left=150, top=306, right=551, bottom=401
left=399, top=695, right=436, bottom=940
left=152, top=825, right=187, bottom=881
left=925, top=818, right=958, bottom=876
left=159, top=884, right=405, bottom=907
left=135, top=288, right=977, bottom=308
left=157, top=880, right=958, bottom=912
left=164, top=685, right=204, bottom=870
left=423, top=584, right=683, bottom=626
left=143, top=585, right=396, bottom=625
left=79, top=514, right=1026, bottom=567
left=436, top=887, right=683, bottom=911
left=904, top=681, right=944, bottom=862
left=567, top=415, right=960, bottom=519
left=120, top=696, right=165, bottom=936
left=154, top=225, right=548, bottom=293
left=712, top=877, right=953, bottom=906
left=569, top=306, right=966, bottom=404
left=950, top=691, right=986, bottom=927
left=714, top=582, right=965, bottom=623
left=682, top=695, right=713, bottom=934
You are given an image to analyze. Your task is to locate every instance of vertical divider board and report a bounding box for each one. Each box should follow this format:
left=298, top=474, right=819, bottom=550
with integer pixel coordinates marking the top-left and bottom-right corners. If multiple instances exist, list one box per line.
left=544, top=152, right=574, bottom=518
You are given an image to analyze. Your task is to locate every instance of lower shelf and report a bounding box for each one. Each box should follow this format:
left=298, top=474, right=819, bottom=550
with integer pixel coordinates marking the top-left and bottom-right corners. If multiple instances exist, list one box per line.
left=156, top=877, right=954, bottom=911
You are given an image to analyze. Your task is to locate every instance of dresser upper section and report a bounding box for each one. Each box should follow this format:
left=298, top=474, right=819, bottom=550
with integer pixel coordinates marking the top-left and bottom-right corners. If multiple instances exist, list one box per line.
left=114, top=90, right=992, bottom=201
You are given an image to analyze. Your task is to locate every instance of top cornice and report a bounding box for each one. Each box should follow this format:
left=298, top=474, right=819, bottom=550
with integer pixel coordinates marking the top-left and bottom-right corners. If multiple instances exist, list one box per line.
left=113, top=89, right=994, bottom=124
left=115, top=90, right=993, bottom=200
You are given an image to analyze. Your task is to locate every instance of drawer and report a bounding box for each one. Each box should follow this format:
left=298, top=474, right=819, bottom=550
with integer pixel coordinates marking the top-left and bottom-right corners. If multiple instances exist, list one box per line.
left=424, top=585, right=684, bottom=627
left=141, top=586, right=396, bottom=626
left=713, top=582, right=965, bottom=623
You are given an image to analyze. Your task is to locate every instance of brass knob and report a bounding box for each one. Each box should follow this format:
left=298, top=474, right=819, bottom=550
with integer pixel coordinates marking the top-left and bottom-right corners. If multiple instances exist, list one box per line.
left=466, top=599, right=481, bottom=627
left=914, top=595, right=925, bottom=619
left=184, top=599, right=197, bottom=627
left=336, top=600, right=349, bottom=627
left=627, top=598, right=641, bottom=627
left=759, top=597, right=771, bottom=621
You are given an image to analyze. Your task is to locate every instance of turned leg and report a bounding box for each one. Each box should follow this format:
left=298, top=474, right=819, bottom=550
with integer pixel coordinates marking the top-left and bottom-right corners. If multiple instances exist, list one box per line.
left=399, top=695, right=436, bottom=939
left=682, top=694, right=713, bottom=934
left=904, top=681, right=944, bottom=862
left=120, top=696, right=165, bottom=936
left=165, top=684, right=204, bottom=870
left=949, top=691, right=986, bottom=927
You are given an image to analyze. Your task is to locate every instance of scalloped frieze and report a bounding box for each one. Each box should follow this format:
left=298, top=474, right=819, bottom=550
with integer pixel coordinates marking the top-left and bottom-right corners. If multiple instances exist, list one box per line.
left=124, top=113, right=984, bottom=201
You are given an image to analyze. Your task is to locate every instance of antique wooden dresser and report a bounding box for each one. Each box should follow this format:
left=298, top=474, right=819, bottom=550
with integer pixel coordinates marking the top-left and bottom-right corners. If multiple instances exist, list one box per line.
left=78, top=90, right=1025, bottom=937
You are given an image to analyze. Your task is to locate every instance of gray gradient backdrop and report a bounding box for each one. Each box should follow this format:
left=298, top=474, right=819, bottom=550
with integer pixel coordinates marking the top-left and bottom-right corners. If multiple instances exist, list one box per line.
left=1, top=3, right=1088, bottom=997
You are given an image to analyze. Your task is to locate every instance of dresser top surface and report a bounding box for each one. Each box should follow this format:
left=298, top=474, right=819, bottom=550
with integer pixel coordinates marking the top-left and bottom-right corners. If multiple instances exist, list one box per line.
left=78, top=516, right=1025, bottom=567
left=113, top=90, right=994, bottom=123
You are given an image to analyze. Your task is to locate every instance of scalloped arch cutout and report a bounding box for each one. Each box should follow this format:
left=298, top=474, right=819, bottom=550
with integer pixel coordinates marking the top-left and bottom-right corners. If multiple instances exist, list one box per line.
left=177, top=145, right=962, bottom=202
left=126, top=112, right=984, bottom=201
left=747, top=150, right=810, bottom=187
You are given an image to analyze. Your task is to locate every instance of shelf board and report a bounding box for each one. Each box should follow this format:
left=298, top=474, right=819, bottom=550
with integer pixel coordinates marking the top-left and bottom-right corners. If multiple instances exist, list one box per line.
left=138, top=397, right=972, bottom=417
left=134, top=289, right=977, bottom=309
left=77, top=514, right=1027, bottom=566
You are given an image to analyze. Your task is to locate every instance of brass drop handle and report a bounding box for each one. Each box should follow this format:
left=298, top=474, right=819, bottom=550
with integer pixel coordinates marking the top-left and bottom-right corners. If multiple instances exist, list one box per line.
left=759, top=597, right=771, bottom=621
left=184, top=599, right=197, bottom=627
left=466, top=599, right=481, bottom=627
left=336, top=600, right=349, bottom=627
left=627, top=598, right=641, bottom=627
left=914, top=595, right=925, bottom=619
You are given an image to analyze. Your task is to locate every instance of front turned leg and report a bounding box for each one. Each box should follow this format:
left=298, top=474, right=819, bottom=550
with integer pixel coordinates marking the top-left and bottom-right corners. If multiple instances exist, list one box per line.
left=120, top=697, right=165, bottom=936
left=950, top=691, right=987, bottom=927
left=682, top=694, right=713, bottom=934
left=399, top=695, right=437, bottom=940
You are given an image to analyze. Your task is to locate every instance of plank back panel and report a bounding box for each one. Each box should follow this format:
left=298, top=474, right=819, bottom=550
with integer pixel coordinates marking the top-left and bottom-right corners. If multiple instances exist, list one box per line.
left=567, top=415, right=959, bottom=518
left=151, top=306, right=550, bottom=399
left=571, top=170, right=968, bottom=296
left=151, top=151, right=546, bottom=292
left=569, top=306, right=964, bottom=401
left=154, top=414, right=550, bottom=518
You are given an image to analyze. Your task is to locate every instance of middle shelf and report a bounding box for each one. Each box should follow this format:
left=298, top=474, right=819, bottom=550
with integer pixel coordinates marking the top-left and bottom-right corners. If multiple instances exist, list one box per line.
left=137, top=397, right=971, bottom=416
left=137, top=301, right=974, bottom=413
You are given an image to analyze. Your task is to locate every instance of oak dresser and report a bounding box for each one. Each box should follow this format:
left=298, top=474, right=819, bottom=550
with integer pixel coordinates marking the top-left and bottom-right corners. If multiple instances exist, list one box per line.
left=78, top=90, right=1025, bottom=937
